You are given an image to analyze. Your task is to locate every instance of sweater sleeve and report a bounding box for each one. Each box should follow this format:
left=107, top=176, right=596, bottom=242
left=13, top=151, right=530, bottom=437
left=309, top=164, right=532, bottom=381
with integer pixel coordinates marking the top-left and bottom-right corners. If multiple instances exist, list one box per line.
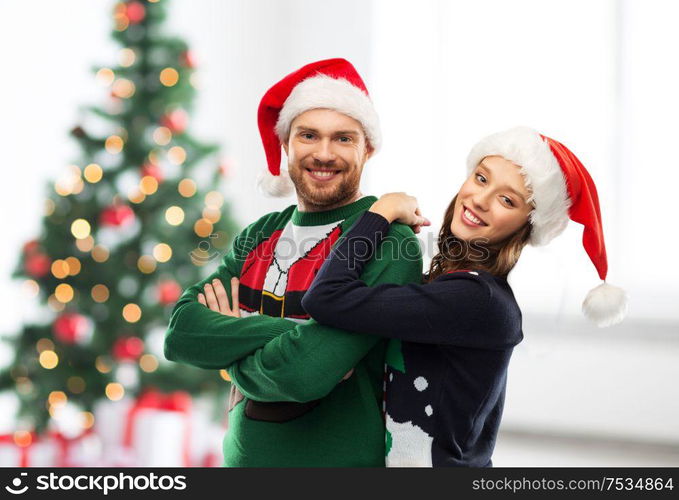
left=164, top=215, right=299, bottom=370
left=226, top=222, right=423, bottom=403
left=302, top=211, right=514, bottom=350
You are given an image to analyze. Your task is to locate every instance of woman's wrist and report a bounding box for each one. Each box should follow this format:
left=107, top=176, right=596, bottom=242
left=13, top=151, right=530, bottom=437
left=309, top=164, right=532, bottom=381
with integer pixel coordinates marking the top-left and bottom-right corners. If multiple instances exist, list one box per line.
left=368, top=202, right=396, bottom=223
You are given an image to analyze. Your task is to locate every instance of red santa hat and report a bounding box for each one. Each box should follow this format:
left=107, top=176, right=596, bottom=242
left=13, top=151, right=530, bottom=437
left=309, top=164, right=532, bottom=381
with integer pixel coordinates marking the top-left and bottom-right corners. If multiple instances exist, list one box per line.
left=467, top=126, right=628, bottom=327
left=256, top=58, right=381, bottom=197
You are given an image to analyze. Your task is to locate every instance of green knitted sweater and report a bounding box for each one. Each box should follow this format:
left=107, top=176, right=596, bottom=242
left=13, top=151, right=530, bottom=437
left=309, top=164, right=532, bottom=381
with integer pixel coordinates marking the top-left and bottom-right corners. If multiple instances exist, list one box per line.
left=164, top=196, right=422, bottom=466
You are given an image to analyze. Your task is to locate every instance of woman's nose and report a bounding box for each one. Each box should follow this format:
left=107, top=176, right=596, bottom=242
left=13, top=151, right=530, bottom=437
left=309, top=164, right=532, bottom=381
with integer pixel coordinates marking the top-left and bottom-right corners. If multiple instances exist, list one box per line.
left=471, top=191, right=491, bottom=211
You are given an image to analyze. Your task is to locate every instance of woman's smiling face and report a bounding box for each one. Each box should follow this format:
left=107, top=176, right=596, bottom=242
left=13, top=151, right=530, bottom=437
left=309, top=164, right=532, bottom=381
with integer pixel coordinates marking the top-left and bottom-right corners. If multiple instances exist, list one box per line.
left=450, top=155, right=534, bottom=244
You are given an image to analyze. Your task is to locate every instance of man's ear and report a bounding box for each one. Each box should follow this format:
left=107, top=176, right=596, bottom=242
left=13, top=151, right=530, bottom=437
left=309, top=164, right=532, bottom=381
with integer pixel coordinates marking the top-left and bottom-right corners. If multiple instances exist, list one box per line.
left=365, top=141, right=375, bottom=160
left=282, top=140, right=289, bottom=156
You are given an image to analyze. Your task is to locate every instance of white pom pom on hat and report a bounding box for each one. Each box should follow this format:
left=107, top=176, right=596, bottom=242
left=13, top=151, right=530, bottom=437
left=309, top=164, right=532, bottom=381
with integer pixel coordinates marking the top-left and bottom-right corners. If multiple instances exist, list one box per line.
left=467, top=126, right=628, bottom=327
left=256, top=58, right=381, bottom=197
left=256, top=168, right=295, bottom=198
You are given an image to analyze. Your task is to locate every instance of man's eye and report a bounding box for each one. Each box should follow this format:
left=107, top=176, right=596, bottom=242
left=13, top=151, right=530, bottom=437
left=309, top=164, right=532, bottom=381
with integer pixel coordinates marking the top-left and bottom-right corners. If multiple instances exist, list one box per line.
left=338, top=136, right=351, bottom=143
left=301, top=133, right=315, bottom=140
left=475, top=174, right=486, bottom=183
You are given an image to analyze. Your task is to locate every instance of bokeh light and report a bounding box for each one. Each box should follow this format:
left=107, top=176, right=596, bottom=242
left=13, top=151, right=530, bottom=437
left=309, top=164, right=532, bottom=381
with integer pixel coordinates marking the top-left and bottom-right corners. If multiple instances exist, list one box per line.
left=65, top=256, right=81, bottom=276
left=112, top=78, right=136, bottom=98
left=167, top=146, right=186, bottom=165
left=105, top=135, right=124, bottom=154
left=139, top=354, right=159, bottom=373
left=105, top=383, right=125, bottom=401
left=165, top=206, right=184, bottom=225
left=137, top=255, right=156, bottom=274
left=95, top=356, right=112, bottom=374
left=91, top=284, right=110, bottom=303
left=36, top=338, right=55, bottom=353
left=153, top=243, right=172, bottom=262
left=47, top=295, right=66, bottom=312
left=178, top=178, right=196, bottom=197
left=84, top=163, right=103, bottom=183
left=54, top=166, right=83, bottom=196
left=14, top=431, right=32, bottom=448
left=45, top=199, right=55, bottom=216
left=71, top=219, right=91, bottom=239
left=202, top=206, right=221, bottom=223
left=128, top=187, right=146, bottom=204
left=92, top=245, right=110, bottom=263
left=55, top=283, right=74, bottom=303
left=48, top=391, right=68, bottom=409
left=194, top=218, right=213, bottom=238
left=205, top=191, right=224, bottom=208
left=51, top=260, right=70, bottom=279
left=39, top=350, right=59, bottom=369
left=122, top=303, right=142, bottom=323
left=75, top=235, right=95, bottom=252
left=153, top=126, right=172, bottom=146
left=160, top=67, right=179, bottom=86
left=139, top=175, right=158, bottom=195
left=119, top=48, right=136, bottom=67
left=82, top=412, right=95, bottom=429
left=23, top=279, right=40, bottom=298
left=96, top=68, right=115, bottom=86
left=67, top=376, right=86, bottom=394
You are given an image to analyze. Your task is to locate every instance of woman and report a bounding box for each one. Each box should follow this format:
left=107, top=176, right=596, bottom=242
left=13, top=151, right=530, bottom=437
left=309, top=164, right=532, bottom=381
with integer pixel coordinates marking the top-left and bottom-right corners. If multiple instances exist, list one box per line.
left=299, top=126, right=628, bottom=467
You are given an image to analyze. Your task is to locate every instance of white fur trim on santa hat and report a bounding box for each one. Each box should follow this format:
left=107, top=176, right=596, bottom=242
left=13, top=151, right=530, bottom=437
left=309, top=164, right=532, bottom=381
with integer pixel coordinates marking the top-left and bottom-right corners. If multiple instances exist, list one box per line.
left=256, top=168, right=295, bottom=197
left=582, top=281, right=628, bottom=327
left=466, top=126, right=571, bottom=246
left=275, top=74, right=382, bottom=151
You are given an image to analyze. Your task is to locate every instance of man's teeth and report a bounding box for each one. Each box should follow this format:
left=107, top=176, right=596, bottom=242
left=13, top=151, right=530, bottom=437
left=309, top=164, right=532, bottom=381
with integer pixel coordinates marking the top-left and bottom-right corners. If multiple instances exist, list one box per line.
left=311, top=170, right=335, bottom=177
left=464, top=209, right=484, bottom=225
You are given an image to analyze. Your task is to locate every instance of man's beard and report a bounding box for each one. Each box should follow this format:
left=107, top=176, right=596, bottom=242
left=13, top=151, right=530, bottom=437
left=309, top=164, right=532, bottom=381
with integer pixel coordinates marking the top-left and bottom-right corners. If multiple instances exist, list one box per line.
left=288, top=158, right=361, bottom=210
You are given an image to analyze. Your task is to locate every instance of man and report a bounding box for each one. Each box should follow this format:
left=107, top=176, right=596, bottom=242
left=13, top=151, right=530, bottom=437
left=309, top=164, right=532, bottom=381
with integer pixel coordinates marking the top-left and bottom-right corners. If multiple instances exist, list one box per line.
left=164, top=58, right=423, bottom=466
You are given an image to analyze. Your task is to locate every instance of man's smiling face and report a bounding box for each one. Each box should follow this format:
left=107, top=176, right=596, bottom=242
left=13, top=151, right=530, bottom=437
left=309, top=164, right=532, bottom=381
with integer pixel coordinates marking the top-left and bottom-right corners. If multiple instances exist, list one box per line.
left=283, top=108, right=373, bottom=211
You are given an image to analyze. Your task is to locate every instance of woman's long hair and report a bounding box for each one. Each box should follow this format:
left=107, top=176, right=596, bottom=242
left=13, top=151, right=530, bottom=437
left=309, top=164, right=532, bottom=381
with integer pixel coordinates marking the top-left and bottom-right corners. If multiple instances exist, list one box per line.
left=425, top=195, right=532, bottom=283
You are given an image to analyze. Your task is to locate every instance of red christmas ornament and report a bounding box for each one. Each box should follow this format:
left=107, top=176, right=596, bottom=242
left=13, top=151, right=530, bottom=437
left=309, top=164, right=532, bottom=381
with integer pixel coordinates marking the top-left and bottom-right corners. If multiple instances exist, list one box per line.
left=125, top=1, right=146, bottom=24
left=100, top=204, right=135, bottom=227
left=141, top=162, right=164, bottom=183
left=179, top=50, right=196, bottom=69
left=23, top=240, right=41, bottom=255
left=160, top=109, right=188, bottom=134
left=113, top=336, right=145, bottom=361
left=158, top=280, right=182, bottom=305
left=25, top=253, right=51, bottom=278
left=53, top=313, right=91, bottom=345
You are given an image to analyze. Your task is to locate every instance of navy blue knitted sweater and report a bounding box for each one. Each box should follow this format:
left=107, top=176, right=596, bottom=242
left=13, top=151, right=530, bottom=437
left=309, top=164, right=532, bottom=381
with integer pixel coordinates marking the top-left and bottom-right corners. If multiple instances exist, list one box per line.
left=302, top=211, right=524, bottom=467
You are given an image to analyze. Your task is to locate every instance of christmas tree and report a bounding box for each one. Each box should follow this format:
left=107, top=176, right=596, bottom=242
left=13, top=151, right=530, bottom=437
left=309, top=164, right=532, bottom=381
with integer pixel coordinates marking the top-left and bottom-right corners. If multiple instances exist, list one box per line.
left=0, top=0, right=238, bottom=438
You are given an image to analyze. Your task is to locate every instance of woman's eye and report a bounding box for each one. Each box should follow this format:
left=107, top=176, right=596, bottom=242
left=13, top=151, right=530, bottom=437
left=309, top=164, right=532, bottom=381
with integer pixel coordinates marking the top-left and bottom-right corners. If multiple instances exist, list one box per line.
left=475, top=173, right=486, bottom=183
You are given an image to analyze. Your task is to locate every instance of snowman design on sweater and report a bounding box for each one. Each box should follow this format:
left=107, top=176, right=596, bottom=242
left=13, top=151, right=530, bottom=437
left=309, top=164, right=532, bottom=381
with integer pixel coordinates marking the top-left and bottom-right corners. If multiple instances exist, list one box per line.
left=238, top=219, right=343, bottom=321
left=384, top=340, right=436, bottom=467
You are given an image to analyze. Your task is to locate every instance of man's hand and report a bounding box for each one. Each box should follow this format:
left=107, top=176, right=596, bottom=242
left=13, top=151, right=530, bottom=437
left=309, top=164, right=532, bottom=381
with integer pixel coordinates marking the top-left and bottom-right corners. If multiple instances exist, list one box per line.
left=199, top=278, right=353, bottom=384
left=197, top=277, right=241, bottom=318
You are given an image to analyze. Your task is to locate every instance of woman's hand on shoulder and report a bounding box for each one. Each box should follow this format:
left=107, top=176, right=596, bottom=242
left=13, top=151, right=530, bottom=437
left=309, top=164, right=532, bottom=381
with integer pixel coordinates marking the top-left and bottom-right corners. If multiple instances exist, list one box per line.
left=369, top=192, right=431, bottom=233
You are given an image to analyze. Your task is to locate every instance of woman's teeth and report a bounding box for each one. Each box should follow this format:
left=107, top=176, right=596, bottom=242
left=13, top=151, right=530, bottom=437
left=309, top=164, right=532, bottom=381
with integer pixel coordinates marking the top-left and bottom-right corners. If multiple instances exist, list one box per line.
left=464, top=209, right=484, bottom=225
